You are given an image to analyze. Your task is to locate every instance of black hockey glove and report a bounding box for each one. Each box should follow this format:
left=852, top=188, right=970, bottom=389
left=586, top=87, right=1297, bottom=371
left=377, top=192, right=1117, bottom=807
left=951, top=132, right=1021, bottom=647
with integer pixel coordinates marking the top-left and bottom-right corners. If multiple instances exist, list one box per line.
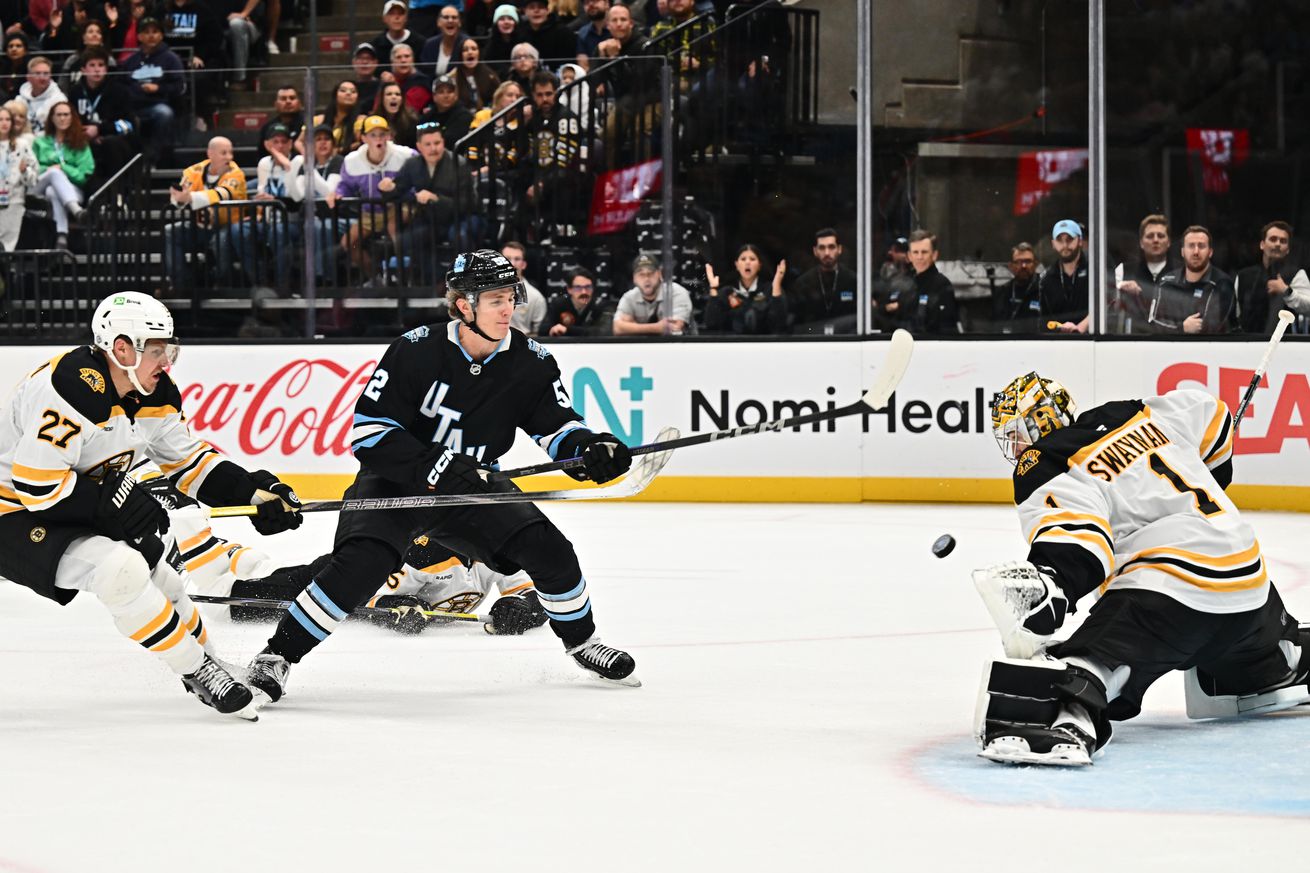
left=94, top=469, right=170, bottom=543
left=563, top=432, right=632, bottom=484
left=485, top=590, right=548, bottom=635
left=420, top=446, right=492, bottom=495
left=370, top=595, right=436, bottom=635
left=249, top=470, right=304, bottom=535
left=135, top=474, right=194, bottom=511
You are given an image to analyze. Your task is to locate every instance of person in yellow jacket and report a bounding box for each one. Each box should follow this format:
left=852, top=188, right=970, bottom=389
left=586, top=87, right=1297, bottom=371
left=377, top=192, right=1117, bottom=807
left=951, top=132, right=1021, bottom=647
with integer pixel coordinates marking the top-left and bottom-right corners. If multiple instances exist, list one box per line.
left=164, top=135, right=248, bottom=291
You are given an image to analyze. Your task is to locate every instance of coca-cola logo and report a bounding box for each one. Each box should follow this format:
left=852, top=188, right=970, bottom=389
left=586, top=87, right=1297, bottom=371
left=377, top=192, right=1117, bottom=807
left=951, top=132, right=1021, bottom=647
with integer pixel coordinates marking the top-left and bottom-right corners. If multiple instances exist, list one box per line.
left=1158, top=362, right=1310, bottom=455
left=179, top=358, right=375, bottom=458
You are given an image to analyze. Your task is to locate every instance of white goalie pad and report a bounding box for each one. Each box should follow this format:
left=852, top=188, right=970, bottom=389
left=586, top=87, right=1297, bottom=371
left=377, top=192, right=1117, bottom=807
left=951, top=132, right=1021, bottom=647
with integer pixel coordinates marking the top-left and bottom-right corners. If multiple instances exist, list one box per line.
left=1182, top=667, right=1310, bottom=719
left=972, top=561, right=1057, bottom=659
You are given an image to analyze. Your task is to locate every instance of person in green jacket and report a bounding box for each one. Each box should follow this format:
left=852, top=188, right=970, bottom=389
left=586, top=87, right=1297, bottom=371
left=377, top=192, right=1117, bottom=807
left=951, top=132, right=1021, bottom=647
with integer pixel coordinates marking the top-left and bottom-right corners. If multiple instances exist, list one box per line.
left=32, top=100, right=92, bottom=249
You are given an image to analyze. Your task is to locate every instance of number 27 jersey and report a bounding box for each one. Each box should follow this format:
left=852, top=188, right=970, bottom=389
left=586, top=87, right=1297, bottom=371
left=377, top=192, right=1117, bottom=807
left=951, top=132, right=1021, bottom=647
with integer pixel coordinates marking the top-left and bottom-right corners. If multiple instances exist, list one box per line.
left=1013, top=389, right=1264, bottom=615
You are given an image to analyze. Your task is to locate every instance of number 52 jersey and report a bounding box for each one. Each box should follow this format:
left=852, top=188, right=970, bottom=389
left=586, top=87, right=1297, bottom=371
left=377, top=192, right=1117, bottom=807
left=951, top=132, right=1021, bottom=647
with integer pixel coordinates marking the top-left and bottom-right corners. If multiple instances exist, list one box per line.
left=1013, top=388, right=1264, bottom=615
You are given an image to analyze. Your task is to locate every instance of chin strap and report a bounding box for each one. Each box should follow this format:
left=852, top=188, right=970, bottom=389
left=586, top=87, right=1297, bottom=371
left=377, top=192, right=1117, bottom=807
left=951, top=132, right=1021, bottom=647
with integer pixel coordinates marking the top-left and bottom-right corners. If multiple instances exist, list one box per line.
left=459, top=292, right=498, bottom=342
left=107, top=347, right=155, bottom=396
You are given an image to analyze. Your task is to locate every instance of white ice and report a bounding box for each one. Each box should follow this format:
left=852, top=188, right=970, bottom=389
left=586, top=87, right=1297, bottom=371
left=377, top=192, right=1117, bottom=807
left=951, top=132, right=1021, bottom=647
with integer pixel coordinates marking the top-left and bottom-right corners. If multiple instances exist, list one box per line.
left=1, top=502, right=1308, bottom=873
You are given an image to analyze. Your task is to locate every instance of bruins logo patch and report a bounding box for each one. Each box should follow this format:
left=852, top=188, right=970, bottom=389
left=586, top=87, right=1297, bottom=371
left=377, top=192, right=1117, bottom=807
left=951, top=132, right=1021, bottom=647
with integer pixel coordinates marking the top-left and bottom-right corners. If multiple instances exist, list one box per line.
left=413, top=534, right=430, bottom=547
left=1016, top=449, right=1041, bottom=476
left=79, top=367, right=106, bottom=393
left=29, top=526, right=47, bottom=543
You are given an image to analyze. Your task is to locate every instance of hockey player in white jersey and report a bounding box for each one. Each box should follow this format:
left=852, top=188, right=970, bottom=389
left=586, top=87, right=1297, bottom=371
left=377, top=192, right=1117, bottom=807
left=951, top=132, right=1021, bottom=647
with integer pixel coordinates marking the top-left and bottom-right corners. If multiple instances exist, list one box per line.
left=0, top=293, right=303, bottom=719
left=973, top=373, right=1310, bottom=765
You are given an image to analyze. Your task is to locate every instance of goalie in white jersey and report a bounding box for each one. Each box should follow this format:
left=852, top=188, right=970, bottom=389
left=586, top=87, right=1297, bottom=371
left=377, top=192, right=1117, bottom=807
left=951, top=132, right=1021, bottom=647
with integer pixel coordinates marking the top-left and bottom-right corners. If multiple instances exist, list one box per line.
left=973, top=372, right=1309, bottom=766
left=0, top=293, right=304, bottom=720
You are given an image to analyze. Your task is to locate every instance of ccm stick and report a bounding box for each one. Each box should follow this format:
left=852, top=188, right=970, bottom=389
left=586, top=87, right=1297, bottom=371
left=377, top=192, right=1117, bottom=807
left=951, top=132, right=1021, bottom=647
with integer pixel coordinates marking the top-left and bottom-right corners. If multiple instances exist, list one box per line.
left=1234, top=309, right=1295, bottom=429
left=208, top=427, right=679, bottom=519
left=490, top=328, right=917, bottom=481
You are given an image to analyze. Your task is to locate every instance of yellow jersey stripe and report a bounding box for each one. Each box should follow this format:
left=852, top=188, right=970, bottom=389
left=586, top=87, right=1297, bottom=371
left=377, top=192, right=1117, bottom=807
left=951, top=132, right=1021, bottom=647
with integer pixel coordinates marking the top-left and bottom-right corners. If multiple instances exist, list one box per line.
left=1117, top=561, right=1267, bottom=593
left=134, top=405, right=181, bottom=420
left=1028, top=511, right=1112, bottom=542
left=500, top=582, right=534, bottom=597
left=178, top=452, right=219, bottom=495
left=130, top=602, right=175, bottom=642
left=419, top=557, right=463, bottom=574
left=1034, top=527, right=1115, bottom=567
left=158, top=445, right=209, bottom=475
left=1123, top=540, right=1261, bottom=571
left=1068, top=410, right=1151, bottom=468
left=186, top=543, right=228, bottom=573
left=12, top=463, right=70, bottom=484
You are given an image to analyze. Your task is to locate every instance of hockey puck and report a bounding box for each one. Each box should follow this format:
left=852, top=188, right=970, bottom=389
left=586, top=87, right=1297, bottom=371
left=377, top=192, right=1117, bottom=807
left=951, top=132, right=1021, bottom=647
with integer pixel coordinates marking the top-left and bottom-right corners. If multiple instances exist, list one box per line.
left=931, top=534, right=956, bottom=558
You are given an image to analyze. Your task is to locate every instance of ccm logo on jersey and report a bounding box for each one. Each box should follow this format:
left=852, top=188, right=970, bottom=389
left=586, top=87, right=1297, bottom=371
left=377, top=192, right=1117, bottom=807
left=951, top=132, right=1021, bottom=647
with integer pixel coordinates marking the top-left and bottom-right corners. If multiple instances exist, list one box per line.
left=79, top=368, right=106, bottom=393
left=1085, top=421, right=1172, bottom=482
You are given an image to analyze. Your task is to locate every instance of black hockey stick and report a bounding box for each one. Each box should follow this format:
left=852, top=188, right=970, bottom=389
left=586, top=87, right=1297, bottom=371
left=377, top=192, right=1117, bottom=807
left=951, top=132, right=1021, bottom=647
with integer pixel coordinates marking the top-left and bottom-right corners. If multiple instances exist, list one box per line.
left=489, top=329, right=916, bottom=481
left=209, top=427, right=677, bottom=518
left=1234, top=309, right=1295, bottom=429
left=190, top=593, right=488, bottom=624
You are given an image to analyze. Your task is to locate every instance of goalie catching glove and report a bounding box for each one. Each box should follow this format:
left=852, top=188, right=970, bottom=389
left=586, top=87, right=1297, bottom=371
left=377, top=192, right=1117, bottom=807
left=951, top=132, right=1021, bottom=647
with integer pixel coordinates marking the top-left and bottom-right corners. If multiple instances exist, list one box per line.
left=560, top=431, right=632, bottom=484
left=972, top=560, right=1069, bottom=659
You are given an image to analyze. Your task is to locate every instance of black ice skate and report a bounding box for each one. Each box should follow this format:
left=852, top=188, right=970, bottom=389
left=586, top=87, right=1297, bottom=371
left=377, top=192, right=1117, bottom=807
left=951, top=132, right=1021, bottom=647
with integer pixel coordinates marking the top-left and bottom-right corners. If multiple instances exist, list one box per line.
left=182, top=655, right=258, bottom=721
left=246, top=649, right=291, bottom=704
left=980, top=722, right=1094, bottom=766
left=566, top=637, right=640, bottom=687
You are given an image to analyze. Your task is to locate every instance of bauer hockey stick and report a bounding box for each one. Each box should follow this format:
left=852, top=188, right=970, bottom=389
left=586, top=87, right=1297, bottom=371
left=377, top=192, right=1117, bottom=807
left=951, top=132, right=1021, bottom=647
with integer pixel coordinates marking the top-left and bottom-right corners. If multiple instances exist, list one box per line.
left=490, top=328, right=916, bottom=481
left=208, top=426, right=678, bottom=518
left=188, top=593, right=488, bottom=624
left=1234, top=309, right=1295, bottom=429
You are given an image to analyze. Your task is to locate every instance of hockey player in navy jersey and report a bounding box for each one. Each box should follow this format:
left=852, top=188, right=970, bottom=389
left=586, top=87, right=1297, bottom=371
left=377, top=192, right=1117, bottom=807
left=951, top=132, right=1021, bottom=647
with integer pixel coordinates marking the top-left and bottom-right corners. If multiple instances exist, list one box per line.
left=246, top=249, right=639, bottom=702
left=973, top=373, right=1310, bottom=765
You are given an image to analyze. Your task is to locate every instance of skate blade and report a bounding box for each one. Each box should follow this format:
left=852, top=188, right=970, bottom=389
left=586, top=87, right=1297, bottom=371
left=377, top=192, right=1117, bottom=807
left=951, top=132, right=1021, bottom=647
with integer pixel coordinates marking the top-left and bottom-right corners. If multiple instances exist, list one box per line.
left=979, top=738, right=1090, bottom=767
left=250, top=687, right=278, bottom=710
left=231, top=701, right=260, bottom=722
left=583, top=671, right=642, bottom=688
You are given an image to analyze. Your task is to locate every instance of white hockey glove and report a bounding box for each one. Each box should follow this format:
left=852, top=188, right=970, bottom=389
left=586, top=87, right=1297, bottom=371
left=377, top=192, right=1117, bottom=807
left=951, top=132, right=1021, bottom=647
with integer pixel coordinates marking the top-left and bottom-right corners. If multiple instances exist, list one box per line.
left=972, top=561, right=1069, bottom=659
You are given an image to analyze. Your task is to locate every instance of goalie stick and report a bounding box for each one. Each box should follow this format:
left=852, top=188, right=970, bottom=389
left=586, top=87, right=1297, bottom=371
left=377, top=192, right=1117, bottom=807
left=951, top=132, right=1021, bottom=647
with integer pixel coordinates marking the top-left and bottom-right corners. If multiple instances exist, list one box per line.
left=489, top=328, right=916, bottom=481
left=189, top=593, right=488, bottom=625
left=1234, top=309, right=1295, bottom=429
left=209, top=427, right=678, bottom=519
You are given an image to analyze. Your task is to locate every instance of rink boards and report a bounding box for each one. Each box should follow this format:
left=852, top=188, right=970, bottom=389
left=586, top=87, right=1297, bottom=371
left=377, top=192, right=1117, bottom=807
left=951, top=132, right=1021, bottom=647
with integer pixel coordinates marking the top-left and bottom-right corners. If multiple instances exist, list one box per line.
left=4, top=338, right=1308, bottom=510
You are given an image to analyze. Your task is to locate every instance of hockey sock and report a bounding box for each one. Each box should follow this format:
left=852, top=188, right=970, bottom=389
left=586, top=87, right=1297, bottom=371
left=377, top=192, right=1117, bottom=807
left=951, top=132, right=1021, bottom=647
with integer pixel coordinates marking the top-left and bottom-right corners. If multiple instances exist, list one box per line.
left=497, top=524, right=595, bottom=647
left=100, top=572, right=205, bottom=675
left=265, top=540, right=390, bottom=662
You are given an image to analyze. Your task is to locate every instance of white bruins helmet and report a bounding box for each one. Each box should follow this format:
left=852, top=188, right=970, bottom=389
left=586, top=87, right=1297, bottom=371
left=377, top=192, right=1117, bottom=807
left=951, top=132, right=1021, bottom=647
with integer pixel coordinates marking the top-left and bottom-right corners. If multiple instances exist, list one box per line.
left=91, top=292, right=179, bottom=395
left=991, top=372, right=1077, bottom=463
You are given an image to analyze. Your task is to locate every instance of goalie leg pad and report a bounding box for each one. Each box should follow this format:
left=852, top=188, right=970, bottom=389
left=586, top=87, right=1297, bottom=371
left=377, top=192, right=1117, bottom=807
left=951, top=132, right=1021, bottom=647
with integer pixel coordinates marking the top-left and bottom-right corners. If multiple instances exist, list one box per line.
left=975, top=657, right=1110, bottom=765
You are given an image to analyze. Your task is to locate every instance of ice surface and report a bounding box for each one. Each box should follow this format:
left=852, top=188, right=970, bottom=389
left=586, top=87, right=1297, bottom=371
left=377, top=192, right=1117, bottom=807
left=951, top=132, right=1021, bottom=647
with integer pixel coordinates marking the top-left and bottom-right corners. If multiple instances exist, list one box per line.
left=1, top=502, right=1307, bottom=872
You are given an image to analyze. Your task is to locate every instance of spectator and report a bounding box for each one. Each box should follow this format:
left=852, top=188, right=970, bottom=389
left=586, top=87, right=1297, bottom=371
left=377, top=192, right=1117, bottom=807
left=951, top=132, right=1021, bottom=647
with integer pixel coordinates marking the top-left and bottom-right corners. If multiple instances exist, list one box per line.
left=286, top=123, right=344, bottom=282
left=351, top=42, right=382, bottom=108
left=17, top=55, right=65, bottom=136
left=595, top=2, right=641, bottom=71
left=648, top=0, right=714, bottom=148
left=522, top=0, right=576, bottom=63
left=60, top=19, right=117, bottom=85
left=500, top=239, right=545, bottom=332
left=613, top=252, right=694, bottom=335
left=542, top=266, right=610, bottom=335
left=703, top=244, right=787, bottom=334
left=260, top=85, right=304, bottom=144
left=406, top=0, right=446, bottom=39
left=164, top=135, right=246, bottom=291
left=452, top=37, right=499, bottom=112
left=6, top=1, right=58, bottom=39
left=507, top=42, right=539, bottom=93
left=466, top=79, right=525, bottom=174
left=221, top=0, right=270, bottom=91
left=36, top=1, right=90, bottom=55
left=0, top=32, right=30, bottom=97
left=1115, top=214, right=1178, bottom=333
left=121, top=17, right=182, bottom=158
left=109, top=0, right=145, bottom=63
left=575, top=0, right=610, bottom=69
left=264, top=0, right=281, bottom=55
left=483, top=3, right=522, bottom=68
left=373, top=81, right=419, bottom=148
left=870, top=236, right=912, bottom=332
left=885, top=229, right=958, bottom=335
left=1146, top=225, right=1234, bottom=335
left=372, top=0, right=425, bottom=74
left=2, top=98, right=33, bottom=149
left=419, top=5, right=470, bottom=79
left=1040, top=219, right=1089, bottom=332
left=991, top=242, right=1041, bottom=334
left=417, top=72, right=473, bottom=142
left=0, top=104, right=38, bottom=251
left=228, top=121, right=297, bottom=290
left=1233, top=221, right=1310, bottom=334
left=382, top=121, right=476, bottom=281
left=313, top=81, right=360, bottom=154
left=162, top=0, right=223, bottom=128
left=384, top=43, right=431, bottom=113
left=67, top=47, right=135, bottom=177
left=523, top=70, right=583, bottom=237
left=790, top=227, right=857, bottom=334
left=557, top=63, right=590, bottom=123
left=337, top=115, right=414, bottom=278
left=32, top=100, right=91, bottom=249
left=464, top=0, right=502, bottom=39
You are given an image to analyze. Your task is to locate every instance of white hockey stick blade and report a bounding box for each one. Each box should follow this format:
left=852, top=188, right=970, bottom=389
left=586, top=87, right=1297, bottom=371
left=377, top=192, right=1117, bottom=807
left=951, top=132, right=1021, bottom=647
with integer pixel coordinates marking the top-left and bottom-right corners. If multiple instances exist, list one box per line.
left=859, top=329, right=914, bottom=411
